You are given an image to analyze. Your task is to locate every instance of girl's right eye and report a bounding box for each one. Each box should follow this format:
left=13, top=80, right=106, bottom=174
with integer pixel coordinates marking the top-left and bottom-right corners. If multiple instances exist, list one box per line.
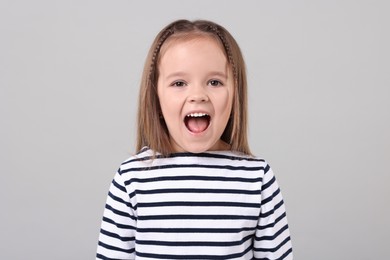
left=171, top=81, right=186, bottom=87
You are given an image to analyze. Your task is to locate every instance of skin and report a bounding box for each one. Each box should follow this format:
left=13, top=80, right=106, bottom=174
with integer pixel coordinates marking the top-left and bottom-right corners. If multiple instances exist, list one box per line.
left=157, top=36, right=234, bottom=153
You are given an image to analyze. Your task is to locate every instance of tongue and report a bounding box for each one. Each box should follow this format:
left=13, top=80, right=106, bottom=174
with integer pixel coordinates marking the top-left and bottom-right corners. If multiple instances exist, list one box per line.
left=187, top=117, right=209, bottom=133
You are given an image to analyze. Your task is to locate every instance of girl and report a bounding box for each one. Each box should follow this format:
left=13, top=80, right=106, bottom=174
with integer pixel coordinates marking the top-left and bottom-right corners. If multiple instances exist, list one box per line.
left=97, top=19, right=293, bottom=260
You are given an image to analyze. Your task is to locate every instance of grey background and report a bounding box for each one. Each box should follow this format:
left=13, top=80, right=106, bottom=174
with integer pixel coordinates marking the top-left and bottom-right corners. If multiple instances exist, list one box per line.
left=1, top=0, right=389, bottom=259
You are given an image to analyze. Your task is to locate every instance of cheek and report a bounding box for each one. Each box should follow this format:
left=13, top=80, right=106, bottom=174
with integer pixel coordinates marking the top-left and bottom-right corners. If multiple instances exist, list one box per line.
left=158, top=93, right=181, bottom=120
left=215, top=91, right=233, bottom=117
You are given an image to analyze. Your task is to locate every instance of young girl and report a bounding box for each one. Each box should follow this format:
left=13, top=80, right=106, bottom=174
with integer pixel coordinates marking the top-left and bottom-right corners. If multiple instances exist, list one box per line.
left=97, top=19, right=293, bottom=260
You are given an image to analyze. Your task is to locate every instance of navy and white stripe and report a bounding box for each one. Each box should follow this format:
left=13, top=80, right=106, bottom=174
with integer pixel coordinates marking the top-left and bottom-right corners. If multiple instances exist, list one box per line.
left=97, top=148, right=293, bottom=259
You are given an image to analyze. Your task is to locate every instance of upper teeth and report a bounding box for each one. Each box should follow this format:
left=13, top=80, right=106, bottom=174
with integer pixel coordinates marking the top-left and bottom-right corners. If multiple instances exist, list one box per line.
left=187, top=113, right=208, bottom=117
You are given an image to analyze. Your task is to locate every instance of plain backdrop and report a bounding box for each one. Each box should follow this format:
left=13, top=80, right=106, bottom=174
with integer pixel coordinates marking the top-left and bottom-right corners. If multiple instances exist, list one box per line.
left=1, top=0, right=389, bottom=259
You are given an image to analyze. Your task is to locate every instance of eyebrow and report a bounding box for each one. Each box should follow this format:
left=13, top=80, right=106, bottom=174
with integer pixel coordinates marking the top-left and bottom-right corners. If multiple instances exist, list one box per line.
left=165, top=72, right=188, bottom=80
left=208, top=71, right=228, bottom=79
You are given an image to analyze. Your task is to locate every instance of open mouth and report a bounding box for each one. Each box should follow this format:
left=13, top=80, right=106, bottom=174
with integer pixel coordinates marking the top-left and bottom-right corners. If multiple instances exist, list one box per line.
left=184, top=113, right=211, bottom=133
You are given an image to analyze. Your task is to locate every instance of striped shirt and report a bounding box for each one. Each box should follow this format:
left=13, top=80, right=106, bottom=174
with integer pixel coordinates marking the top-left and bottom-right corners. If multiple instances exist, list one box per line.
left=96, top=148, right=293, bottom=259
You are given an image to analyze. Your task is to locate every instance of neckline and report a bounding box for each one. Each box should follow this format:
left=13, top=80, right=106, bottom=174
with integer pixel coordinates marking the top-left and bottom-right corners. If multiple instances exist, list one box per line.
left=139, top=146, right=249, bottom=158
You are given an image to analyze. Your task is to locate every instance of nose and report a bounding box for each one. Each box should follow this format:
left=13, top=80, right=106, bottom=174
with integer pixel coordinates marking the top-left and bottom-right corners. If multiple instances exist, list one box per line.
left=188, top=85, right=209, bottom=103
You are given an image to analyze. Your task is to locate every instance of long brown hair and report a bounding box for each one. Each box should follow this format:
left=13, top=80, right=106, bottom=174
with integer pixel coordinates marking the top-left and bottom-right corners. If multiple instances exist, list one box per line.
left=136, top=19, right=251, bottom=156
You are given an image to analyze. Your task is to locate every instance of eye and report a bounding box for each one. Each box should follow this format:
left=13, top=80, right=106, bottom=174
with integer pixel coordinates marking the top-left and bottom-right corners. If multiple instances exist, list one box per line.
left=171, top=81, right=187, bottom=87
left=208, top=80, right=223, bottom=87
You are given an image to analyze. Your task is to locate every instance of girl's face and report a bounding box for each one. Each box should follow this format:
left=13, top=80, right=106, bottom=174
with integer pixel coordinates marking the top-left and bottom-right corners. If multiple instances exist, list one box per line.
left=157, top=36, right=234, bottom=153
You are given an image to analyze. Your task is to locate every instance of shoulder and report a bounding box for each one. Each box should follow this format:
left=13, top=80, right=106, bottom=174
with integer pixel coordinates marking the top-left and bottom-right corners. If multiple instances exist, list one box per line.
left=206, top=150, right=269, bottom=167
left=117, top=147, right=155, bottom=174
left=173, top=150, right=271, bottom=172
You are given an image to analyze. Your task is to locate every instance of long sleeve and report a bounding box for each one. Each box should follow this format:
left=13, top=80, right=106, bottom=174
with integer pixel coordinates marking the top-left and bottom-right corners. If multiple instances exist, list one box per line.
left=96, top=170, right=137, bottom=260
left=253, top=164, right=293, bottom=259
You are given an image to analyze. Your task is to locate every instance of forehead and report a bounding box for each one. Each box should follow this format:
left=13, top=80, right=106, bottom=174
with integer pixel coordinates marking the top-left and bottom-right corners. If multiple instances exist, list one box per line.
left=158, top=36, right=230, bottom=76
left=159, top=34, right=227, bottom=62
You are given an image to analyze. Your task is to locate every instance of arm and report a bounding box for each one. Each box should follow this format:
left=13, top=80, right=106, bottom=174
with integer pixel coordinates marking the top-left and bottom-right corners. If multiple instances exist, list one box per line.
left=253, top=164, right=293, bottom=260
left=96, top=170, right=136, bottom=260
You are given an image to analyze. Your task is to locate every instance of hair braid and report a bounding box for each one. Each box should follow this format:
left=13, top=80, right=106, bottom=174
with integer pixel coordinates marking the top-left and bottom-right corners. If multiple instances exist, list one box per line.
left=149, top=28, right=174, bottom=82
left=207, top=25, right=237, bottom=81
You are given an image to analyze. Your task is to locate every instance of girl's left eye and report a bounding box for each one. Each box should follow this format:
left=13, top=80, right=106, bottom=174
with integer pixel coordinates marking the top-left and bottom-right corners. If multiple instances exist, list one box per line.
left=208, top=80, right=223, bottom=86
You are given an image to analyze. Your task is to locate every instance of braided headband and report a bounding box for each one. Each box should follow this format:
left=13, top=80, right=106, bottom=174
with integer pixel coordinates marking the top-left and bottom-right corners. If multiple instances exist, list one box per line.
left=148, top=24, right=237, bottom=82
